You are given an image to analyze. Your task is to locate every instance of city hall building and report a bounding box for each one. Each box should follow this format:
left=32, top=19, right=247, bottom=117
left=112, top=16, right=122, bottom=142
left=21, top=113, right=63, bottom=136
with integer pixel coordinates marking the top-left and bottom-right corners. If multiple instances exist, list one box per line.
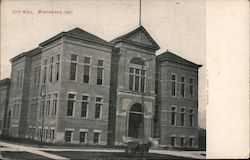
left=3, top=26, right=201, bottom=149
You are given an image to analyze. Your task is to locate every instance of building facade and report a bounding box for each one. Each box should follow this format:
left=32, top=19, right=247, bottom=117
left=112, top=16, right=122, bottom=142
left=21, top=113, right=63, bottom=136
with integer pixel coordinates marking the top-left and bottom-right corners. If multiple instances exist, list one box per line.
left=5, top=26, right=201, bottom=149
left=0, top=78, right=11, bottom=136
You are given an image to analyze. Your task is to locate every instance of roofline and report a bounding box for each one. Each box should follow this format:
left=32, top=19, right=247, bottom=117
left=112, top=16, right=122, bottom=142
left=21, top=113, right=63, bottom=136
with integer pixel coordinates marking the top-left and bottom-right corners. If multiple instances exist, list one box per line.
left=159, top=58, right=202, bottom=68
left=10, top=47, right=42, bottom=62
left=110, top=26, right=160, bottom=50
left=157, top=51, right=202, bottom=68
left=39, top=32, right=115, bottom=49
left=0, top=78, right=11, bottom=85
left=112, top=39, right=160, bottom=51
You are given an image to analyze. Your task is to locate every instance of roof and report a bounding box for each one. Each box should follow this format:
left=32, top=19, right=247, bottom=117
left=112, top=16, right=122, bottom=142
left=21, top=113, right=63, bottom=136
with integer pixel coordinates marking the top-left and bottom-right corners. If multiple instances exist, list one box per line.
left=157, top=51, right=202, bottom=68
left=10, top=47, right=42, bottom=62
left=40, top=27, right=113, bottom=47
left=0, top=78, right=11, bottom=86
left=110, top=26, right=160, bottom=50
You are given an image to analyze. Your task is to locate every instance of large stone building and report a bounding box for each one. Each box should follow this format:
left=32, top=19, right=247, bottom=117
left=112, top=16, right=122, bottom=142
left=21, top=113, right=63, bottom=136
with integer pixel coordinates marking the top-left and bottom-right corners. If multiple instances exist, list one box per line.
left=4, top=26, right=201, bottom=149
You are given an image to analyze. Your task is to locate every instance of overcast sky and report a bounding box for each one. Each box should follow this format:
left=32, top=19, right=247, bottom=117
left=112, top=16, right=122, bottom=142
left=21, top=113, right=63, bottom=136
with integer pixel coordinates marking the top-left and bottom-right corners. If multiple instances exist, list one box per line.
left=0, top=0, right=206, bottom=127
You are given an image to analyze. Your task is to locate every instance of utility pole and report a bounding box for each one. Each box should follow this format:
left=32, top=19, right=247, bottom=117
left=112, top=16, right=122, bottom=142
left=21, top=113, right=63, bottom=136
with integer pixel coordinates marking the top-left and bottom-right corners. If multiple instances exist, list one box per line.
left=139, top=0, right=141, bottom=26
left=40, top=84, right=46, bottom=142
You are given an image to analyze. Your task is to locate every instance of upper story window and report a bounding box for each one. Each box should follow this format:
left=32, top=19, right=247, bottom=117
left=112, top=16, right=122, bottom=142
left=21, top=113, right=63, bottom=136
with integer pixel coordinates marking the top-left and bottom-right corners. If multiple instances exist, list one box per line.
left=83, top=57, right=91, bottom=83
left=43, top=59, right=47, bottom=84
left=97, top=59, right=104, bottom=85
left=171, top=106, right=177, bottom=125
left=181, top=76, right=186, bottom=98
left=95, top=97, right=103, bottom=119
left=171, top=74, right=177, bottom=96
left=189, top=78, right=194, bottom=99
left=69, top=54, right=78, bottom=81
left=67, top=93, right=76, bottom=116
left=189, top=109, right=194, bottom=127
left=129, top=57, right=146, bottom=92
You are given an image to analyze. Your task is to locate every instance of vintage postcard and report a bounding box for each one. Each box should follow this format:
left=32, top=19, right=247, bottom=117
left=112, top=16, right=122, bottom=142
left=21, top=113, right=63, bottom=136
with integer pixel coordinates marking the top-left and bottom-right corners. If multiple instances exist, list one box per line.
left=0, top=0, right=248, bottom=159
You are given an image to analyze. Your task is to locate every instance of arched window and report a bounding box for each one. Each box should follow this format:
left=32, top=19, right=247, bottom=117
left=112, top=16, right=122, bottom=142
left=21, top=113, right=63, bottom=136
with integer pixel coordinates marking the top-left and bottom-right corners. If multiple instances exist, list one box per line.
left=129, top=57, right=146, bottom=92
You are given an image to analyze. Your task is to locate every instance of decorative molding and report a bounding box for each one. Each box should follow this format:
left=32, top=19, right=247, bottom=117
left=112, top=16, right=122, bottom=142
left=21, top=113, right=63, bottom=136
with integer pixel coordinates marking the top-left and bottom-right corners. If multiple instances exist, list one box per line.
left=123, top=98, right=131, bottom=110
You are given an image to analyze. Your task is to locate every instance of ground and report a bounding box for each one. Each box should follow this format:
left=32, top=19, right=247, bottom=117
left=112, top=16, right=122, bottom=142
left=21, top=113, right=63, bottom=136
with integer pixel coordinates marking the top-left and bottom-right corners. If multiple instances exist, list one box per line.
left=0, top=140, right=205, bottom=160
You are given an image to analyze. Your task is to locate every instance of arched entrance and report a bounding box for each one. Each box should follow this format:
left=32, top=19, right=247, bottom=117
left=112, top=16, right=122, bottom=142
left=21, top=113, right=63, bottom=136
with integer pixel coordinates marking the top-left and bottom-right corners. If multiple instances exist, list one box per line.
left=128, top=103, right=143, bottom=138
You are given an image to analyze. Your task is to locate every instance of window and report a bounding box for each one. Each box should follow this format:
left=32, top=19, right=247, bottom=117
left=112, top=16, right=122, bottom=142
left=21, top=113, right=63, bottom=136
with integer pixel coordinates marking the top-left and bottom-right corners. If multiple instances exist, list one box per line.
left=171, top=74, right=176, bottom=96
left=171, top=106, right=177, bottom=125
left=189, top=78, right=194, bottom=99
left=49, top=64, right=53, bottom=82
left=181, top=76, right=186, bottom=98
left=55, top=54, right=60, bottom=81
left=70, top=54, right=78, bottom=81
left=17, top=70, right=20, bottom=88
left=43, top=59, right=47, bottom=84
left=81, top=96, right=88, bottom=117
left=189, top=138, right=194, bottom=147
left=129, top=58, right=146, bottom=92
left=51, top=129, right=55, bottom=140
left=37, top=66, right=41, bottom=86
left=83, top=57, right=91, bottom=83
left=181, top=108, right=185, bottom=126
left=97, top=59, right=104, bottom=85
left=189, top=109, right=194, bottom=127
left=181, top=137, right=185, bottom=147
left=34, top=67, right=38, bottom=87
left=67, top=94, right=75, bottom=116
left=19, top=69, right=23, bottom=88
left=52, top=93, right=58, bottom=116
left=71, top=54, right=78, bottom=61
left=171, top=137, right=176, bottom=146
left=95, top=97, right=103, bottom=119
left=80, top=132, right=87, bottom=143
left=93, top=132, right=100, bottom=144
left=43, top=66, right=47, bottom=84
left=65, top=131, right=72, bottom=142
left=46, top=94, right=50, bottom=115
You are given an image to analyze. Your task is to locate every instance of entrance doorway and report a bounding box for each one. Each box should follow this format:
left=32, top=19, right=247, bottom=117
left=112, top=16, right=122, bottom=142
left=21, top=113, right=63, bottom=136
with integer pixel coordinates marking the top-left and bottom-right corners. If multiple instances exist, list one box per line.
left=128, top=103, right=143, bottom=138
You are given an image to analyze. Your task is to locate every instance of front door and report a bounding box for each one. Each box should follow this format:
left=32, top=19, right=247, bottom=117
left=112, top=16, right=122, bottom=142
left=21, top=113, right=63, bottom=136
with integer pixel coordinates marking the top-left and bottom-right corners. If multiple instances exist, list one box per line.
left=128, top=103, right=143, bottom=138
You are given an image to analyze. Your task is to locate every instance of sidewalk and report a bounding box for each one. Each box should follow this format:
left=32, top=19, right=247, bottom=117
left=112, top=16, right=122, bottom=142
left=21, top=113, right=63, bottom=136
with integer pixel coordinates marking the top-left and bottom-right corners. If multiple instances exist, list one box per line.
left=1, top=140, right=206, bottom=159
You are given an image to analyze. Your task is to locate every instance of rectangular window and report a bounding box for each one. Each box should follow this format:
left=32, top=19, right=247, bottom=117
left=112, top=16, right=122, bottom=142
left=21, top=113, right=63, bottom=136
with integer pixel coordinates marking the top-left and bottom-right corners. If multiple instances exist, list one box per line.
left=52, top=93, right=58, bottom=116
left=171, top=137, right=176, bottom=146
left=93, top=132, right=100, bottom=144
left=95, top=97, right=102, bottom=119
left=46, top=94, right=50, bottom=115
left=83, top=57, right=91, bottom=83
left=83, top=65, right=90, bottom=83
left=57, top=54, right=60, bottom=61
left=43, top=66, right=47, bottom=84
left=181, top=108, right=185, bottom=126
left=81, top=96, right=88, bottom=117
left=51, top=129, right=55, bottom=140
left=171, top=74, right=176, bottom=96
left=129, top=75, right=133, bottom=90
left=189, top=109, right=194, bottom=127
left=50, top=57, right=54, bottom=63
left=67, top=94, right=75, bottom=116
left=189, top=78, right=194, bottom=99
left=69, top=63, right=77, bottom=81
left=181, top=137, right=185, bottom=147
left=34, top=67, right=38, bottom=87
left=37, top=66, right=41, bottom=86
left=65, top=131, right=72, bottom=142
left=80, top=132, right=87, bottom=143
left=97, top=59, right=104, bottom=85
left=49, top=64, right=53, bottom=82
left=20, top=69, right=23, bottom=88
left=189, top=138, right=194, bottom=147
left=181, top=76, right=186, bottom=98
left=71, top=54, right=78, bottom=61
left=171, top=106, right=176, bottom=125
left=56, top=62, right=60, bottom=81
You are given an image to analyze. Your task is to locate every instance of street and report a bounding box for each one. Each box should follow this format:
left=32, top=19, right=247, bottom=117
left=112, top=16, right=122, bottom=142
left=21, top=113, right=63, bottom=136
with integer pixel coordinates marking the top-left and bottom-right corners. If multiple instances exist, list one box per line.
left=0, top=140, right=205, bottom=160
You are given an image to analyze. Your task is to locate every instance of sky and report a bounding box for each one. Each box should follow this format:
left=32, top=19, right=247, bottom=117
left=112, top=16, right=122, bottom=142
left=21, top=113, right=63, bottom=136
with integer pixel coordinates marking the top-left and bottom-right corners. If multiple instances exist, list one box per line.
left=0, top=0, right=206, bottom=128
